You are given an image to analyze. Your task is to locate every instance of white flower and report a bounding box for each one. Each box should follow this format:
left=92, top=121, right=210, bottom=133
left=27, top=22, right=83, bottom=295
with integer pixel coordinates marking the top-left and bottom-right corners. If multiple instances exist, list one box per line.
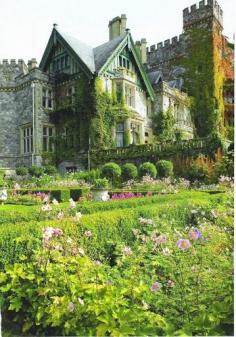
left=41, top=204, right=52, bottom=212
left=122, top=246, right=132, bottom=256
left=78, top=297, right=84, bottom=306
left=75, top=212, right=82, bottom=221
left=68, top=302, right=75, bottom=312
left=69, top=198, right=76, bottom=209
left=162, top=247, right=171, bottom=255
left=78, top=247, right=85, bottom=256
left=52, top=198, right=59, bottom=205
left=57, top=211, right=64, bottom=220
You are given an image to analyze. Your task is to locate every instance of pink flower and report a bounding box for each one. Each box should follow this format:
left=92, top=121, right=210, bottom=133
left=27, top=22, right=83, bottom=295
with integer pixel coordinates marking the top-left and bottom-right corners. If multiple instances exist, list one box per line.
left=150, top=281, right=161, bottom=292
left=155, top=235, right=167, bottom=245
left=177, top=239, right=191, bottom=250
left=84, top=230, right=92, bottom=238
left=122, top=246, right=132, bottom=256
left=189, top=228, right=201, bottom=241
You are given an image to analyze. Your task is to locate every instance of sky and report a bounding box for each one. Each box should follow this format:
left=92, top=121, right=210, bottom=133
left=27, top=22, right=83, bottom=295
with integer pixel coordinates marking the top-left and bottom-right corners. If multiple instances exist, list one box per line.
left=0, top=0, right=234, bottom=63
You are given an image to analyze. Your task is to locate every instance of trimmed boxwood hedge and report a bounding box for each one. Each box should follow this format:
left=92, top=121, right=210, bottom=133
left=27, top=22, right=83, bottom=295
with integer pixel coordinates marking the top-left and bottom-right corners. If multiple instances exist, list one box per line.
left=14, top=188, right=89, bottom=202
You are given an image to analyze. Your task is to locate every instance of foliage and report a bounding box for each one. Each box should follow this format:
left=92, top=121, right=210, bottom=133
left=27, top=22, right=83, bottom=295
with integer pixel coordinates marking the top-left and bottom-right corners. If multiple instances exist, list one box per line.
left=187, top=162, right=209, bottom=182
left=176, top=27, right=225, bottom=137
left=139, top=162, right=157, bottom=178
left=93, top=178, right=109, bottom=189
left=28, top=165, right=44, bottom=178
left=156, top=160, right=174, bottom=178
left=0, top=188, right=233, bottom=336
left=44, top=165, right=58, bottom=176
left=213, top=151, right=234, bottom=180
left=152, top=109, right=175, bottom=141
left=121, top=163, right=138, bottom=181
left=101, top=162, right=121, bottom=183
left=75, top=169, right=101, bottom=183
left=15, top=166, right=29, bottom=176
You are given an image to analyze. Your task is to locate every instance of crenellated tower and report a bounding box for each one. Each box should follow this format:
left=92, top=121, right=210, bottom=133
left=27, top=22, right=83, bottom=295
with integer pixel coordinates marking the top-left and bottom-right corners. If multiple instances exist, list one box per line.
left=146, top=0, right=232, bottom=138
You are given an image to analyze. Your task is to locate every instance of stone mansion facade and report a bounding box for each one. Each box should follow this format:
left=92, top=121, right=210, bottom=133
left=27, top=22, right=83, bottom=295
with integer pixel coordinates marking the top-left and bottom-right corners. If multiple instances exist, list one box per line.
left=0, top=0, right=234, bottom=171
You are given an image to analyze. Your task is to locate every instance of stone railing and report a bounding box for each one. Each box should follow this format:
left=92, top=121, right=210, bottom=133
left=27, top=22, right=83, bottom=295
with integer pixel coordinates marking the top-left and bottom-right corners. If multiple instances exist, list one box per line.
left=90, top=137, right=222, bottom=166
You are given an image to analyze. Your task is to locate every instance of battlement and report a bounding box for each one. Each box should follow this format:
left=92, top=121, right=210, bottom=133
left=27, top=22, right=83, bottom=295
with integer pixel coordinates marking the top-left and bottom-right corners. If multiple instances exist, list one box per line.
left=147, top=33, right=186, bottom=53
left=183, top=0, right=223, bottom=29
left=0, top=59, right=26, bottom=66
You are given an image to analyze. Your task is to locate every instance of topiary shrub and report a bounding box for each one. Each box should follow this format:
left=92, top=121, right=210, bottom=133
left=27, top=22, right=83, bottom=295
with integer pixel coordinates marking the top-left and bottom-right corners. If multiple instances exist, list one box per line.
left=101, top=162, right=121, bottom=183
left=28, top=165, right=44, bottom=177
left=187, top=162, right=209, bottom=182
left=121, top=163, right=138, bottom=181
left=156, top=160, right=173, bottom=178
left=139, top=162, right=157, bottom=178
left=44, top=165, right=57, bottom=176
left=15, top=166, right=29, bottom=176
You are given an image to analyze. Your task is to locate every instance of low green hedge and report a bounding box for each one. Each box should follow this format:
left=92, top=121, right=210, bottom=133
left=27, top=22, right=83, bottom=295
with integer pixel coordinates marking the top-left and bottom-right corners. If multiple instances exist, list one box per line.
left=11, top=188, right=89, bottom=202
left=0, top=190, right=230, bottom=269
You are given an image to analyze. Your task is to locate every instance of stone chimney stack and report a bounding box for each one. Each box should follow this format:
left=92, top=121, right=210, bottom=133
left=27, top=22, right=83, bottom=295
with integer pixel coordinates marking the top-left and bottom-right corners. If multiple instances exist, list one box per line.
left=31, top=58, right=37, bottom=69
left=28, top=58, right=37, bottom=71
left=109, top=14, right=127, bottom=40
left=135, top=39, right=147, bottom=64
left=140, top=38, right=147, bottom=64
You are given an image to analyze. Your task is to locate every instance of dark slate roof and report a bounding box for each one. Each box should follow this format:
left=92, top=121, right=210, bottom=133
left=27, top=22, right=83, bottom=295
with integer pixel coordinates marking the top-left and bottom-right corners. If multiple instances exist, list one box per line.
left=168, top=78, right=184, bottom=90
left=57, top=29, right=95, bottom=73
left=93, top=33, right=127, bottom=71
left=147, top=70, right=163, bottom=84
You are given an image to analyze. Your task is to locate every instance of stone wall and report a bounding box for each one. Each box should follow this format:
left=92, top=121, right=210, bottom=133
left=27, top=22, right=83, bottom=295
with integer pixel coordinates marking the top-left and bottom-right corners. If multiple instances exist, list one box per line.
left=0, top=60, right=54, bottom=168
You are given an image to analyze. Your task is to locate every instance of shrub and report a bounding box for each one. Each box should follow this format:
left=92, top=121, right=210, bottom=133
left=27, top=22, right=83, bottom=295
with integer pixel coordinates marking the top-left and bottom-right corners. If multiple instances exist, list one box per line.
left=213, top=152, right=234, bottom=180
left=101, top=162, right=121, bottom=182
left=44, top=165, right=57, bottom=175
left=139, top=162, right=157, bottom=178
left=93, top=178, right=109, bottom=189
left=187, top=162, right=209, bottom=182
left=121, top=163, right=138, bottom=181
left=70, top=188, right=90, bottom=201
left=15, top=166, right=29, bottom=176
left=156, top=160, right=173, bottom=178
left=76, top=169, right=100, bottom=183
left=28, top=165, right=44, bottom=177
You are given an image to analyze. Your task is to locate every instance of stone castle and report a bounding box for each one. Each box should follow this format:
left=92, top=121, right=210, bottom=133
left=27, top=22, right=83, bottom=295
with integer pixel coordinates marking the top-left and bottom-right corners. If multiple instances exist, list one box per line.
left=0, top=0, right=234, bottom=172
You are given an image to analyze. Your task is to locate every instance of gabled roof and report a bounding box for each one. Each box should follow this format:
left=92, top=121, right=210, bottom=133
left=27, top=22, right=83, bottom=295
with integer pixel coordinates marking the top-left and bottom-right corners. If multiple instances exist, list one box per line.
left=93, top=33, right=126, bottom=71
left=39, top=26, right=155, bottom=98
left=58, top=29, right=95, bottom=73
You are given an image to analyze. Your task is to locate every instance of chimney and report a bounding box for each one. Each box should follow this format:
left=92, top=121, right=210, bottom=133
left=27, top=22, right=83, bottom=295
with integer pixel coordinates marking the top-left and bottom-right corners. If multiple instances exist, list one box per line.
left=140, top=38, right=147, bottom=64
left=31, top=58, right=37, bottom=69
left=27, top=60, right=32, bottom=71
left=108, top=14, right=127, bottom=40
left=135, top=40, right=142, bottom=58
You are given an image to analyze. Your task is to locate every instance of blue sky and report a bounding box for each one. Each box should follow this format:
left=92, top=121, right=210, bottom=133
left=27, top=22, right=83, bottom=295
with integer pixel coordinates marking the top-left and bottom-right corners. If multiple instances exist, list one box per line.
left=0, top=0, right=234, bottom=63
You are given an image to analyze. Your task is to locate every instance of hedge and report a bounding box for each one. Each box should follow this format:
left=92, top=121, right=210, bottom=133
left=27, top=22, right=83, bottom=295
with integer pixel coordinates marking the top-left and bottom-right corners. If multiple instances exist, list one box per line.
left=11, top=188, right=89, bottom=202
left=0, top=190, right=230, bottom=269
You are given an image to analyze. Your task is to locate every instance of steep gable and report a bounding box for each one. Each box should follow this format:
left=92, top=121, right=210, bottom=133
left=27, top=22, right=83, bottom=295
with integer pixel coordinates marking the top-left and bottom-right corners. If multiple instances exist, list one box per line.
left=39, top=27, right=94, bottom=77
left=94, top=32, right=154, bottom=99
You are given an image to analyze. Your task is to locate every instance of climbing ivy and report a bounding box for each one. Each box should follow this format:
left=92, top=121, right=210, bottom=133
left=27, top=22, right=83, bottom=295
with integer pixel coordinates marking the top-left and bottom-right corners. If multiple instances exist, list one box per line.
left=174, top=26, right=225, bottom=138
left=152, top=109, right=175, bottom=141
